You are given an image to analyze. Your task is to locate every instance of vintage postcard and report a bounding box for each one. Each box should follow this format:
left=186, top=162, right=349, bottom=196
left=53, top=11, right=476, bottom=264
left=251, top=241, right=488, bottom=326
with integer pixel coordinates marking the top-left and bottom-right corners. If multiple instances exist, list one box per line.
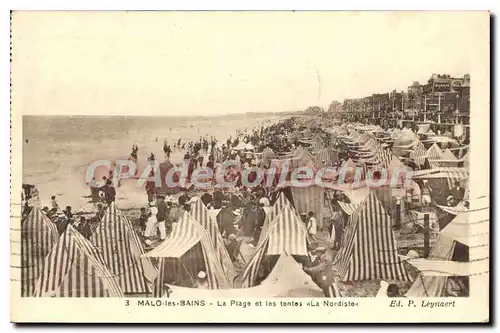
left=10, top=11, right=490, bottom=323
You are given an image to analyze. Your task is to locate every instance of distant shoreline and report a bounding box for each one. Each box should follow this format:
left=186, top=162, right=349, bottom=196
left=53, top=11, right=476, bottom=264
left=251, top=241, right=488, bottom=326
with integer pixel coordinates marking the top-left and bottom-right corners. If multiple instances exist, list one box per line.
left=22, top=111, right=305, bottom=119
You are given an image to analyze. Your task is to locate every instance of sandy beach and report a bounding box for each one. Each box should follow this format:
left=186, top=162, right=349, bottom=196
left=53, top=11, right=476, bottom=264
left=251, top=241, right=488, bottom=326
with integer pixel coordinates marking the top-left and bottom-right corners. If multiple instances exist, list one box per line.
left=22, top=113, right=286, bottom=211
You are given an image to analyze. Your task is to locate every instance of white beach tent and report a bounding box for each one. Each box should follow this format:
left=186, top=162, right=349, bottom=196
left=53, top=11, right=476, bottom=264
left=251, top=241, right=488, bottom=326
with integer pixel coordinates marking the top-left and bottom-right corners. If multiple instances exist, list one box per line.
left=190, top=198, right=236, bottom=281
left=405, top=196, right=489, bottom=297
left=161, top=253, right=323, bottom=298
left=241, top=203, right=309, bottom=288
left=144, top=211, right=233, bottom=297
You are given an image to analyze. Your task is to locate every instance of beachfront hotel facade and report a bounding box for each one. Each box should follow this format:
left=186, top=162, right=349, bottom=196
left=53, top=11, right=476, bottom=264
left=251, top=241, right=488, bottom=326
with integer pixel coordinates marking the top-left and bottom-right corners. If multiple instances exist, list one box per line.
left=338, top=73, right=471, bottom=125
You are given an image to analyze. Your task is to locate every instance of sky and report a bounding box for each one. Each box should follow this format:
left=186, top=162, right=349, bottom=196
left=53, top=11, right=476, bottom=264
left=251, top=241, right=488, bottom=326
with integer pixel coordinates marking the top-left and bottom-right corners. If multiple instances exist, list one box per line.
left=11, top=11, right=487, bottom=116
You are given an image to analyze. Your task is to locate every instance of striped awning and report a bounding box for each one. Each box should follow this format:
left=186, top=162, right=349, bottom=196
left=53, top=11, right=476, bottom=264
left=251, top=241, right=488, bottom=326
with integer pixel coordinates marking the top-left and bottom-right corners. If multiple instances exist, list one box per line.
left=21, top=207, right=59, bottom=297
left=412, top=167, right=468, bottom=188
left=144, top=213, right=201, bottom=258
left=267, top=205, right=308, bottom=256
left=33, top=225, right=124, bottom=297
left=335, top=192, right=411, bottom=282
left=407, top=258, right=488, bottom=277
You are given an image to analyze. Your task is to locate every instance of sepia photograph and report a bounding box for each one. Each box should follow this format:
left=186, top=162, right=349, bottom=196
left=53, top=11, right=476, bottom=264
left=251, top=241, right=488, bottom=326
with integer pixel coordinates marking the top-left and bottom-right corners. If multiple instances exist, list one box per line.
left=10, top=10, right=490, bottom=323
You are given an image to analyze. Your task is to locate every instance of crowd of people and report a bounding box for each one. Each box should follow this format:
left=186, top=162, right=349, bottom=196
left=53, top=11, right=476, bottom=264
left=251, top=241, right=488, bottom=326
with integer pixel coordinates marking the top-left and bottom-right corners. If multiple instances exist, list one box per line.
left=21, top=111, right=470, bottom=298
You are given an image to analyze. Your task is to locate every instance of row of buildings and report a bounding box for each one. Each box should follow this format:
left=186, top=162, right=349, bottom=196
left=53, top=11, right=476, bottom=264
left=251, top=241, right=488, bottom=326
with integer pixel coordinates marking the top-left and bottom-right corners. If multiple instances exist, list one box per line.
left=335, top=73, right=470, bottom=124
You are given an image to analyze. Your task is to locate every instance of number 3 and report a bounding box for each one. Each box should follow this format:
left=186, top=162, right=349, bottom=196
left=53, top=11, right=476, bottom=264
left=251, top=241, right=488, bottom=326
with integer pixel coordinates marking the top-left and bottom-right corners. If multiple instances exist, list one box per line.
left=125, top=300, right=129, bottom=306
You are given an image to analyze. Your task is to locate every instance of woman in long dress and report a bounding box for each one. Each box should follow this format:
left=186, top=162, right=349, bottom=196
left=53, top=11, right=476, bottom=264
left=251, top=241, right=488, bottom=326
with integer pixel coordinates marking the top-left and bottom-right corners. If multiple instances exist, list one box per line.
left=144, top=206, right=158, bottom=246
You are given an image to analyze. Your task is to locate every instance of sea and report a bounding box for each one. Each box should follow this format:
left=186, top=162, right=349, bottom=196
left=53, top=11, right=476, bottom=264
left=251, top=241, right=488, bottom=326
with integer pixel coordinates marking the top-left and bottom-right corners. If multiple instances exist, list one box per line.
left=22, top=113, right=287, bottom=210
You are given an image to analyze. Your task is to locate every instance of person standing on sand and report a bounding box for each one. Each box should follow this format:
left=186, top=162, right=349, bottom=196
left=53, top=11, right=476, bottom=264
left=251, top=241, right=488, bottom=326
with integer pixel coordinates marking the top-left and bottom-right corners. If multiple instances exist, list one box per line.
left=144, top=205, right=158, bottom=246
left=50, top=195, right=59, bottom=214
left=156, top=196, right=168, bottom=241
left=303, top=245, right=339, bottom=297
left=163, top=139, right=168, bottom=160
left=104, top=180, right=116, bottom=205
left=307, top=211, right=318, bottom=243
left=138, top=207, right=148, bottom=235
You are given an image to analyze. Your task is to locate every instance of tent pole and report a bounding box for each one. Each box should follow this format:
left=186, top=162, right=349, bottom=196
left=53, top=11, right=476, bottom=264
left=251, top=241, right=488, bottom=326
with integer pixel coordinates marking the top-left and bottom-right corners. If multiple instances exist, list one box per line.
left=181, top=260, right=197, bottom=288
left=424, top=213, right=430, bottom=258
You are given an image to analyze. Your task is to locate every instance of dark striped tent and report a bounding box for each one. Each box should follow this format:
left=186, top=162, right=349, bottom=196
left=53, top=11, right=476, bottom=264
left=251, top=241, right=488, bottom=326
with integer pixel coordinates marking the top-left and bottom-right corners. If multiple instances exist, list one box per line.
left=33, top=225, right=124, bottom=297
left=242, top=202, right=308, bottom=288
left=21, top=207, right=59, bottom=297
left=190, top=198, right=236, bottom=281
left=90, top=203, right=157, bottom=295
left=290, top=185, right=325, bottom=229
left=314, top=148, right=337, bottom=168
left=259, top=192, right=290, bottom=245
left=334, top=192, right=411, bottom=282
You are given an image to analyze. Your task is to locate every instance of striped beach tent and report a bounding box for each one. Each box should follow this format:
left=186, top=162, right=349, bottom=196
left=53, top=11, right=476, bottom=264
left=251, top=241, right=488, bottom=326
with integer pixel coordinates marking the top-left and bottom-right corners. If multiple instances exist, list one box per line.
left=334, top=192, right=411, bottom=282
left=90, top=203, right=157, bottom=295
left=314, top=148, right=337, bottom=167
left=145, top=211, right=232, bottom=296
left=33, top=225, right=124, bottom=297
left=190, top=198, right=236, bottom=281
left=290, top=185, right=325, bottom=229
left=269, top=190, right=292, bottom=212
left=409, top=140, right=427, bottom=166
left=375, top=146, right=393, bottom=170
left=261, top=147, right=275, bottom=165
left=241, top=204, right=308, bottom=288
left=337, top=201, right=359, bottom=216
left=337, top=158, right=364, bottom=183
left=427, top=143, right=444, bottom=168
left=311, top=138, right=324, bottom=151
left=21, top=207, right=59, bottom=297
left=290, top=146, right=315, bottom=169
left=258, top=192, right=291, bottom=246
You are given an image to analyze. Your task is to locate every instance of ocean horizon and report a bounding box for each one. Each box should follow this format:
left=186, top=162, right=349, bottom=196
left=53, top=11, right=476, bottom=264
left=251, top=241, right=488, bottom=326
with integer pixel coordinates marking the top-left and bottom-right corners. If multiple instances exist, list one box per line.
left=22, top=112, right=289, bottom=209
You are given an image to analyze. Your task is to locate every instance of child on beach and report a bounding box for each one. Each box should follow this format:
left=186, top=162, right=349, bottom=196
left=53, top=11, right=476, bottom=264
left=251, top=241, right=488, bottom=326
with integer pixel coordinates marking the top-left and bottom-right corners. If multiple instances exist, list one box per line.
left=138, top=207, right=148, bottom=235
